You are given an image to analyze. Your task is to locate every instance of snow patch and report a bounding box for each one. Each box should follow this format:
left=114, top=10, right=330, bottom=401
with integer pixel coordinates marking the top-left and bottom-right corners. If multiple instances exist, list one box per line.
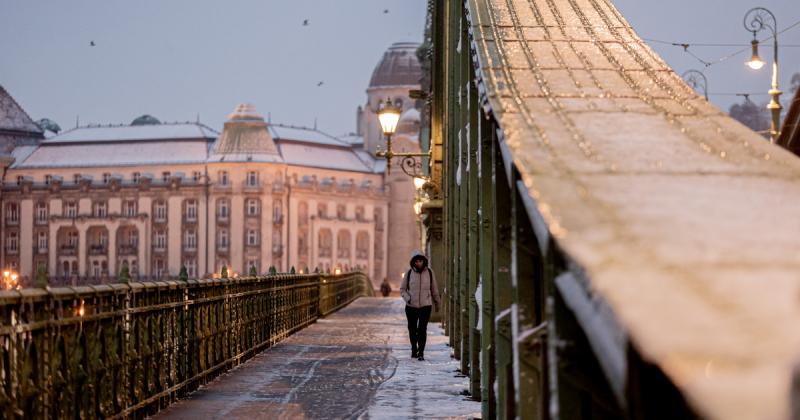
left=475, top=278, right=482, bottom=332
left=456, top=129, right=462, bottom=186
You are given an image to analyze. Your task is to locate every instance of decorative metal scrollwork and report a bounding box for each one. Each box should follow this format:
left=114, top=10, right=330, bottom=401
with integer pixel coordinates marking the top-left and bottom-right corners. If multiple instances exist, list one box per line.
left=681, top=70, right=708, bottom=100
left=400, top=156, right=424, bottom=178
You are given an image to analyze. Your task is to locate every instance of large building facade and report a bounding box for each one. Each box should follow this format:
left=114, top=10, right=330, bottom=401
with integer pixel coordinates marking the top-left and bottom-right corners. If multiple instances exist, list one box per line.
left=0, top=42, right=423, bottom=288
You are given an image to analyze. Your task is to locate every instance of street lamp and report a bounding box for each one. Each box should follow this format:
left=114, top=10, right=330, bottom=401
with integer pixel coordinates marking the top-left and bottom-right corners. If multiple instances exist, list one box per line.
left=375, top=98, right=431, bottom=175
left=682, top=69, right=708, bottom=101
left=743, top=7, right=782, bottom=142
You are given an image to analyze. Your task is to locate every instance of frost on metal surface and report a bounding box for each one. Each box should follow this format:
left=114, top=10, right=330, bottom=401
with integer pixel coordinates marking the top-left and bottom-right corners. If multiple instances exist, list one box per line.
left=466, top=0, right=800, bottom=419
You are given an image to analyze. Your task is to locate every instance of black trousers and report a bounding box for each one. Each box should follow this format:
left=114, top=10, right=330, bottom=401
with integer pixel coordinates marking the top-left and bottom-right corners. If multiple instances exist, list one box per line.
left=405, top=305, right=432, bottom=353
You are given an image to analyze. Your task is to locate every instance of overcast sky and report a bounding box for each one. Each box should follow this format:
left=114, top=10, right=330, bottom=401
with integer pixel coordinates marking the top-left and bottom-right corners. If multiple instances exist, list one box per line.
left=0, top=1, right=798, bottom=136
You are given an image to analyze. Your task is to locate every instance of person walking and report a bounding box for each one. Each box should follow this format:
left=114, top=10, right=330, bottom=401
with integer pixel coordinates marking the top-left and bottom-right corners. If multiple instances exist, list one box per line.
left=380, top=277, right=392, bottom=297
left=399, top=250, right=440, bottom=361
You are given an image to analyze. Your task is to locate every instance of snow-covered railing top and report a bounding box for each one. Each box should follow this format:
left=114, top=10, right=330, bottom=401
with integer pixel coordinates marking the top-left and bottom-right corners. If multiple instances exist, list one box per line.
left=466, top=0, right=800, bottom=418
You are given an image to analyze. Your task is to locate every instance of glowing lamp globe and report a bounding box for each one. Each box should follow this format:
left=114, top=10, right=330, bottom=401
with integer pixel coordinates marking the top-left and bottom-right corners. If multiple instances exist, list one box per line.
left=377, top=99, right=401, bottom=136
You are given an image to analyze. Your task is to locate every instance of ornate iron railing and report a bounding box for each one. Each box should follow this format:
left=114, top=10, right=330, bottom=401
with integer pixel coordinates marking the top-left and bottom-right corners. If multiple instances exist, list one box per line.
left=0, top=272, right=372, bottom=419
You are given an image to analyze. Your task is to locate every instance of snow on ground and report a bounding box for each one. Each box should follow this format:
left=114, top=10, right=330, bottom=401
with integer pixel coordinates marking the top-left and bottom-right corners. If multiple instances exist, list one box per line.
left=364, top=299, right=482, bottom=420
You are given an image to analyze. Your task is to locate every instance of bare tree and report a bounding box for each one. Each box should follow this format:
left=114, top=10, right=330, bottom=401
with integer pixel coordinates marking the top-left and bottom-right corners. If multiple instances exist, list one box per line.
left=729, top=98, right=770, bottom=138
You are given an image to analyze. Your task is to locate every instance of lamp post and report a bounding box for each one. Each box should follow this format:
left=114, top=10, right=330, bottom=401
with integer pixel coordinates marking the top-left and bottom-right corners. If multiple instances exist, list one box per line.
left=682, top=69, right=708, bottom=101
left=375, top=98, right=431, bottom=176
left=744, top=7, right=782, bottom=143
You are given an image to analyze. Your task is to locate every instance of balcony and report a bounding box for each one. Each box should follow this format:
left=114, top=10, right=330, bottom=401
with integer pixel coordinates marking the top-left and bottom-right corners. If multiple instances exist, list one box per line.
left=272, top=215, right=284, bottom=225
left=183, top=215, right=198, bottom=224
left=88, top=245, right=108, bottom=255
left=153, top=245, right=166, bottom=253
left=5, top=217, right=19, bottom=226
left=118, top=245, right=137, bottom=255
left=5, top=246, right=18, bottom=255
left=35, top=246, right=48, bottom=255
left=35, top=217, right=48, bottom=226
left=356, top=250, right=368, bottom=260
left=59, top=245, right=77, bottom=256
left=242, top=181, right=262, bottom=192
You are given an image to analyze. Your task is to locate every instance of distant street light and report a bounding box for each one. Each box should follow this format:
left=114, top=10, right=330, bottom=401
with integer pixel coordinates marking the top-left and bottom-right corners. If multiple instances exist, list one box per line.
left=743, top=7, right=782, bottom=142
left=682, top=69, right=709, bottom=101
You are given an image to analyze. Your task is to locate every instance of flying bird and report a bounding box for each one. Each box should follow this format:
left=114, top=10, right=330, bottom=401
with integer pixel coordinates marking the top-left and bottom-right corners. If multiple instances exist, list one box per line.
left=317, top=81, right=324, bottom=87
left=303, top=19, right=309, bottom=26
left=383, top=9, right=389, bottom=14
left=90, top=41, right=96, bottom=46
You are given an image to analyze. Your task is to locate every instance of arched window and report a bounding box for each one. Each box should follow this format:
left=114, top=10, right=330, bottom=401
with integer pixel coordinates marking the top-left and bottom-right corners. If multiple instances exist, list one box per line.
left=356, top=231, right=369, bottom=260
left=336, top=230, right=351, bottom=258
left=318, top=229, right=332, bottom=258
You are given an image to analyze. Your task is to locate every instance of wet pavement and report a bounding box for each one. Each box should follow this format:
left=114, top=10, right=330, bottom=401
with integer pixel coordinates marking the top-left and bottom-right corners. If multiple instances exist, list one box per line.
left=151, top=297, right=481, bottom=419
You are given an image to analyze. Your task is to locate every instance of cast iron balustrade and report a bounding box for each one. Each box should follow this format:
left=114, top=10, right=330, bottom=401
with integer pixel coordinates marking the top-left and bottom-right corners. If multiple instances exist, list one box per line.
left=0, top=271, right=372, bottom=418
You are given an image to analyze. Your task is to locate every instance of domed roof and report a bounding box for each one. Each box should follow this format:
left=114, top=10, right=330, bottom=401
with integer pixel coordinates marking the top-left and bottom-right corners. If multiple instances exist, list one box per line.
left=227, top=103, right=264, bottom=122
left=131, top=114, right=161, bottom=126
left=397, top=108, right=421, bottom=135
left=369, top=42, right=422, bottom=88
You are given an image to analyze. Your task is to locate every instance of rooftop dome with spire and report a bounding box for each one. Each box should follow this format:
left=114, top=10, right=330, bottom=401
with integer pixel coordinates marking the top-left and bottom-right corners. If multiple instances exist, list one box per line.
left=368, top=42, right=422, bottom=88
left=131, top=114, right=161, bottom=126
left=210, top=103, right=282, bottom=162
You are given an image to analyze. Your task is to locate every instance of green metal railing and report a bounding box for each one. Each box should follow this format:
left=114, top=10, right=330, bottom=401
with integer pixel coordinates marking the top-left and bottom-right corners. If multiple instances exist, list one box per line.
left=0, top=272, right=372, bottom=419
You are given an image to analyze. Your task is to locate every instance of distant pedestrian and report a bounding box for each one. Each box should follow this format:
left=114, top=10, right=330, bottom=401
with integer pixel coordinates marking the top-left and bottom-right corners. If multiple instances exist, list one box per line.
left=400, top=250, right=440, bottom=361
left=380, top=278, right=392, bottom=297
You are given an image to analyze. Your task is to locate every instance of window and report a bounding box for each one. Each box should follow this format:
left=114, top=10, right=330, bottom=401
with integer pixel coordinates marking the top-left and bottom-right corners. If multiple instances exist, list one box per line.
left=103, top=173, right=111, bottom=184
left=16, top=176, right=23, bottom=186
left=154, top=230, right=166, bottom=251
left=64, top=202, right=77, bottom=218
left=154, top=258, right=166, bottom=278
left=273, top=200, right=282, bottom=223
left=35, top=203, right=48, bottom=224
left=317, top=203, right=327, bottom=218
left=219, top=171, right=229, bottom=186
left=44, top=175, right=52, bottom=185
left=247, top=258, right=259, bottom=274
left=246, top=171, right=258, bottom=187
left=217, top=199, right=229, bottom=221
left=247, top=229, right=260, bottom=246
left=132, top=172, right=141, bottom=184
left=356, top=206, right=365, bottom=222
left=37, top=231, right=48, bottom=252
left=337, top=230, right=351, bottom=258
left=356, top=231, right=369, bottom=259
left=184, top=229, right=197, bottom=251
left=185, top=200, right=197, bottom=222
left=123, top=229, right=138, bottom=247
left=337, top=204, right=346, bottom=220
left=73, top=174, right=81, bottom=184
left=162, top=172, right=171, bottom=183
left=123, top=200, right=137, bottom=217
left=318, top=229, right=332, bottom=257
left=66, top=230, right=78, bottom=247
left=154, top=201, right=167, bottom=222
left=6, top=232, right=18, bottom=253
left=246, top=199, right=260, bottom=216
left=184, top=258, right=197, bottom=277
left=272, top=231, right=282, bottom=255
left=192, top=171, right=202, bottom=182
left=299, top=202, right=309, bottom=226
left=217, top=228, right=229, bottom=250
left=93, top=201, right=108, bottom=218
left=5, top=203, right=19, bottom=224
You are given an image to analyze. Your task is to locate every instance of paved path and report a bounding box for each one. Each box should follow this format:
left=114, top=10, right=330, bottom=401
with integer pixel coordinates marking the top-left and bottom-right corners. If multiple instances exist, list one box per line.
left=152, top=298, right=481, bottom=419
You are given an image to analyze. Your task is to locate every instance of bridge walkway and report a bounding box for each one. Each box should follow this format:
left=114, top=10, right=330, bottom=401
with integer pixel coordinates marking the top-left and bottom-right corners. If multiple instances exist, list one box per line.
left=151, top=298, right=481, bottom=419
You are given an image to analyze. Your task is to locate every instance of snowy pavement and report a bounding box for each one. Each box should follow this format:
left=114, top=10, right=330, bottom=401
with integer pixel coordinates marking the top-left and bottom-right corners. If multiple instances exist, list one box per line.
left=151, top=297, right=481, bottom=420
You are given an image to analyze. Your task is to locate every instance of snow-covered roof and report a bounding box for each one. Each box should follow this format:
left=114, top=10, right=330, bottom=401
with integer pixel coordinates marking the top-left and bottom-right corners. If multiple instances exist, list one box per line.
left=269, top=124, right=349, bottom=147
left=278, top=142, right=375, bottom=172
left=44, top=122, right=217, bottom=144
left=15, top=141, right=211, bottom=168
left=0, top=85, right=43, bottom=135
